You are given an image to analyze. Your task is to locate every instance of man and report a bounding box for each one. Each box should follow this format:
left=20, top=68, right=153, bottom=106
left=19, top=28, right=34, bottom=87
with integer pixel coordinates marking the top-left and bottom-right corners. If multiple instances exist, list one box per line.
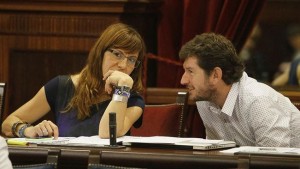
left=179, top=32, right=300, bottom=147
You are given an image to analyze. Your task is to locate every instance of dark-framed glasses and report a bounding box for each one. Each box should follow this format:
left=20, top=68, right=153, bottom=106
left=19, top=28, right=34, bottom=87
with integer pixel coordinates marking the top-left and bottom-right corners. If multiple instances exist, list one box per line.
left=108, top=48, right=140, bottom=68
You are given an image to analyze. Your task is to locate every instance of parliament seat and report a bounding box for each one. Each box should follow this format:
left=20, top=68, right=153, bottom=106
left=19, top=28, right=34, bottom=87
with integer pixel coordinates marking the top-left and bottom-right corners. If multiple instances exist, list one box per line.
left=131, top=91, right=188, bottom=137
left=9, top=147, right=57, bottom=169
left=131, top=88, right=206, bottom=138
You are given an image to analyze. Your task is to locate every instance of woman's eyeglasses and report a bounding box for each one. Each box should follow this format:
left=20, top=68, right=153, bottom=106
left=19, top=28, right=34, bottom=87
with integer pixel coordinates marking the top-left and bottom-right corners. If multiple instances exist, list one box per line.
left=108, top=49, right=140, bottom=68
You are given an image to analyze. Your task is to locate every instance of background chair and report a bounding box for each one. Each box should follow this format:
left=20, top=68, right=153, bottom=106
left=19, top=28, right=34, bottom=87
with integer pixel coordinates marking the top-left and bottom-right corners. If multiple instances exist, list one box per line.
left=134, top=87, right=206, bottom=138
left=130, top=90, right=188, bottom=137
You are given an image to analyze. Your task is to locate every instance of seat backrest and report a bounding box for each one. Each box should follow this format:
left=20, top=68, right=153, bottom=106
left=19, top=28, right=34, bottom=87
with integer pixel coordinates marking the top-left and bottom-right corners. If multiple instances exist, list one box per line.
left=140, top=87, right=206, bottom=138
left=144, top=87, right=188, bottom=104
left=57, top=149, right=90, bottom=169
left=130, top=91, right=188, bottom=137
left=276, top=87, right=300, bottom=110
left=9, top=147, right=57, bottom=168
left=0, top=82, right=6, bottom=126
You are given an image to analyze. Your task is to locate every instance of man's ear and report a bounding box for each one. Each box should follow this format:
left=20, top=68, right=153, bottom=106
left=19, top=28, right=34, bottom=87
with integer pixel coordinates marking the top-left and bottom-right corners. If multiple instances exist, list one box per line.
left=210, top=67, right=222, bottom=84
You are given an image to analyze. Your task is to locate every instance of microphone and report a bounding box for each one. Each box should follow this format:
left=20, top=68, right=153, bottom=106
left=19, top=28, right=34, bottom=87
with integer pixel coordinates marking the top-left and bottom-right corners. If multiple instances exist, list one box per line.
left=109, top=112, right=117, bottom=146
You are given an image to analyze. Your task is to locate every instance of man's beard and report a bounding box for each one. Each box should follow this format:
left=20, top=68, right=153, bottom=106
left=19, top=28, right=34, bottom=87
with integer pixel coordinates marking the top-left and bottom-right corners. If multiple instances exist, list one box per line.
left=191, top=88, right=214, bottom=102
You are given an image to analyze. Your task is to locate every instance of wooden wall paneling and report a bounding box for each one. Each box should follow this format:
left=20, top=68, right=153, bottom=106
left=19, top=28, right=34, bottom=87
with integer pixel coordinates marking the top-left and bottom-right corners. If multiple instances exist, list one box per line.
left=0, top=0, right=162, bottom=122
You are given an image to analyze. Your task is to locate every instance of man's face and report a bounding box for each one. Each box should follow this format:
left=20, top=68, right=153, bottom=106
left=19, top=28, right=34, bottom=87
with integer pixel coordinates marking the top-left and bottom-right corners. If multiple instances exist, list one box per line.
left=180, top=56, right=214, bottom=101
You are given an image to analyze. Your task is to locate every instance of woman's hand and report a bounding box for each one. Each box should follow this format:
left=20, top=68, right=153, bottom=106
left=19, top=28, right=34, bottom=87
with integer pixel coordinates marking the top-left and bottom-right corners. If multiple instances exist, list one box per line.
left=103, top=70, right=133, bottom=94
left=24, top=120, right=59, bottom=139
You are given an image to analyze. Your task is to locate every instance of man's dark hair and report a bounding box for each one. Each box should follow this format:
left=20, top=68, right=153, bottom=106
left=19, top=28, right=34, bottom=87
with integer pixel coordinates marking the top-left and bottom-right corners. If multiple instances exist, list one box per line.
left=179, top=32, right=245, bottom=84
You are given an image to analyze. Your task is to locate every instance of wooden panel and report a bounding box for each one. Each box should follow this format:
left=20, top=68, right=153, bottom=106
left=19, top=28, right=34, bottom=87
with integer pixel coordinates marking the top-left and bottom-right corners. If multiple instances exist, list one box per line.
left=9, top=50, right=86, bottom=112
left=0, top=0, right=162, bottom=119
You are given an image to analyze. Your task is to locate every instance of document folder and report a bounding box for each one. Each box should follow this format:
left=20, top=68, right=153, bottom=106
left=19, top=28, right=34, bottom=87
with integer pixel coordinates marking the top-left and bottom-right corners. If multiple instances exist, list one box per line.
left=122, top=136, right=236, bottom=150
left=221, top=146, right=300, bottom=157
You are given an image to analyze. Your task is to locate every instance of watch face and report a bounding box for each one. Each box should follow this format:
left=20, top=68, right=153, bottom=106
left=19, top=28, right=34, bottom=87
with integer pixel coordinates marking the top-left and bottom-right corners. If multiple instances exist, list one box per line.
left=114, top=86, right=131, bottom=98
left=116, top=90, right=123, bottom=95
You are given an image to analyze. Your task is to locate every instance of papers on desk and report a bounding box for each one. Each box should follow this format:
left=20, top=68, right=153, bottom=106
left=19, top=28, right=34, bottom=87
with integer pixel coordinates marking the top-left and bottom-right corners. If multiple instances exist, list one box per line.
left=65, top=136, right=127, bottom=147
left=220, top=146, right=300, bottom=157
left=7, top=136, right=126, bottom=147
left=122, top=136, right=236, bottom=150
left=7, top=136, right=236, bottom=150
left=7, top=137, right=74, bottom=146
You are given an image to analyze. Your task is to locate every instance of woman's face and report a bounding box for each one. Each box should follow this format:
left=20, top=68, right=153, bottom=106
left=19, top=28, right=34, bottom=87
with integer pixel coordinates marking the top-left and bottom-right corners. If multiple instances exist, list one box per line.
left=102, top=48, right=139, bottom=76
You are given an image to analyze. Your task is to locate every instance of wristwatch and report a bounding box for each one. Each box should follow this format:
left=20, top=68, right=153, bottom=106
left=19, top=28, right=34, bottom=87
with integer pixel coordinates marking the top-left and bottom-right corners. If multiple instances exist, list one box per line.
left=114, top=86, right=131, bottom=97
left=112, top=86, right=131, bottom=102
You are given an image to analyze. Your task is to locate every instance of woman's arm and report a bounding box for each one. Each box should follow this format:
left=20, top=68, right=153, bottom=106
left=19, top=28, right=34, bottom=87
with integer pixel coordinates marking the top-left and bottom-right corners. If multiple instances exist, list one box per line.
left=1, top=87, right=58, bottom=139
left=272, top=66, right=290, bottom=86
left=99, top=70, right=143, bottom=138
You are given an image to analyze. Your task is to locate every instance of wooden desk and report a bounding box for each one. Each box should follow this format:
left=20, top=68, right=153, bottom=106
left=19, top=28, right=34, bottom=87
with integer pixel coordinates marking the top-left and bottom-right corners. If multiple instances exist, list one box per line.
left=8, top=145, right=300, bottom=169
left=100, top=147, right=238, bottom=169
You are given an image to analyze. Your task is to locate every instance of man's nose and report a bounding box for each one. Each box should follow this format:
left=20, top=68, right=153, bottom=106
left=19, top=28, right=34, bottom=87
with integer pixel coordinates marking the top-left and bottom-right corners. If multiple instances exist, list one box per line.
left=180, top=73, right=188, bottom=85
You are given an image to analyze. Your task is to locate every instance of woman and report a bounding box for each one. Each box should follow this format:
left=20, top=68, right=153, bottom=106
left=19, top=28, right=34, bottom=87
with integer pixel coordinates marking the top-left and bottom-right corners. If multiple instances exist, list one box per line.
left=2, top=23, right=146, bottom=139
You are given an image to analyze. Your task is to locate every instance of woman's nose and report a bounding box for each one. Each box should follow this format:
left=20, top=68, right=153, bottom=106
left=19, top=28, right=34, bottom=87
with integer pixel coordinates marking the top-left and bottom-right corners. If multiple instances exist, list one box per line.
left=117, top=58, right=127, bottom=68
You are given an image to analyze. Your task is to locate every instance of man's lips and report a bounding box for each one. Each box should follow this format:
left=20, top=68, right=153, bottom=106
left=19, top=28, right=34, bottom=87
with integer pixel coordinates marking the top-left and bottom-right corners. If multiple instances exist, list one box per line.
left=186, top=87, right=194, bottom=92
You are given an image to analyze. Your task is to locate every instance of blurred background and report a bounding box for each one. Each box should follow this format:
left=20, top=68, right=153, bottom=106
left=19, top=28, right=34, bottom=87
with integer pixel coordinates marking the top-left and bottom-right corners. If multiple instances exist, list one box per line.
left=0, top=0, right=299, bottom=120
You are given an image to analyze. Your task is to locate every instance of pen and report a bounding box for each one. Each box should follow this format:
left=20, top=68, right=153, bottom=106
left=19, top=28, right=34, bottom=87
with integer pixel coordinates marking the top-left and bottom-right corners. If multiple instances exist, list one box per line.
left=7, top=139, right=28, bottom=146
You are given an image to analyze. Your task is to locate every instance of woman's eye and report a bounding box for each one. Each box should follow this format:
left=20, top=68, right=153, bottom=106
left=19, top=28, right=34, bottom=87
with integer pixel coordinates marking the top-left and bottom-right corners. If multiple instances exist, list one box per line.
left=128, top=57, right=137, bottom=63
left=113, top=51, right=123, bottom=58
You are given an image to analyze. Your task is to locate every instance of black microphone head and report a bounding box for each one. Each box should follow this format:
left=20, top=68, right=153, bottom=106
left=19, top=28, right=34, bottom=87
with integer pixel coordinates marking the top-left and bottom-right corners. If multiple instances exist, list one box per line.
left=109, top=112, right=116, bottom=125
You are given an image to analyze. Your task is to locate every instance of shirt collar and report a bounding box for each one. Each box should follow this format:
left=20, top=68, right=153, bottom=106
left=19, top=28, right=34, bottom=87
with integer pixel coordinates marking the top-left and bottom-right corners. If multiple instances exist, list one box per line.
left=204, top=83, right=238, bottom=116
left=220, top=72, right=246, bottom=116
left=199, top=72, right=246, bottom=116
